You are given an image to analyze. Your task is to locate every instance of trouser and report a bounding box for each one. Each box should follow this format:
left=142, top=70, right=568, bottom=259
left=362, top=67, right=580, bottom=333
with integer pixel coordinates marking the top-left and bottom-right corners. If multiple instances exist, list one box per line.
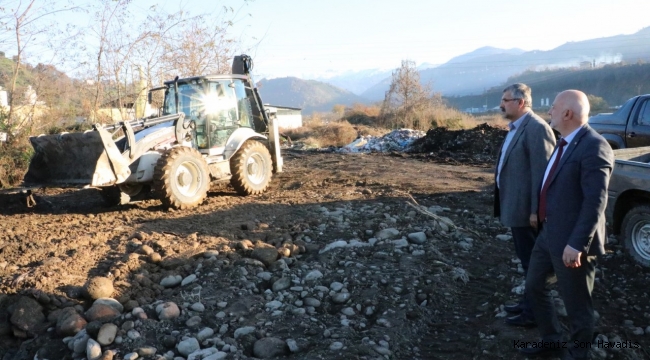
left=511, top=226, right=537, bottom=319
left=526, top=225, right=596, bottom=359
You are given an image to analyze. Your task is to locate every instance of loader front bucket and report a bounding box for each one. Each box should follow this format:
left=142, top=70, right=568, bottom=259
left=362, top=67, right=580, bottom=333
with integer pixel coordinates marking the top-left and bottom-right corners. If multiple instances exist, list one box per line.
left=24, top=127, right=131, bottom=187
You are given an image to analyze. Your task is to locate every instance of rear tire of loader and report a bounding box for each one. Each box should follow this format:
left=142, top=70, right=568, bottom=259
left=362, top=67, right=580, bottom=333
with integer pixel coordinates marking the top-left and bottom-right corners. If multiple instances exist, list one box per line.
left=230, top=140, right=273, bottom=196
left=153, top=147, right=210, bottom=209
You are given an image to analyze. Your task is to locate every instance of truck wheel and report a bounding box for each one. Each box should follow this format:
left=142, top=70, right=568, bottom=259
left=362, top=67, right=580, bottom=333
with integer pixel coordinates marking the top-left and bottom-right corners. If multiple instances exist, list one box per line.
left=230, top=140, right=273, bottom=195
left=100, top=186, right=131, bottom=206
left=622, top=205, right=650, bottom=267
left=153, top=147, right=210, bottom=209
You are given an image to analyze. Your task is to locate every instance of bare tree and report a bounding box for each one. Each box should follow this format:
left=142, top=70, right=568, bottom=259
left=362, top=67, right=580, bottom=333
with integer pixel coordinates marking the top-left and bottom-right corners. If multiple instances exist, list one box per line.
left=80, top=3, right=241, bottom=122
left=160, top=11, right=238, bottom=77
left=379, top=59, right=456, bottom=130
left=85, top=0, right=133, bottom=123
left=1, top=1, right=247, bottom=127
left=103, top=27, right=155, bottom=121
left=380, top=59, right=434, bottom=129
left=128, top=9, right=193, bottom=107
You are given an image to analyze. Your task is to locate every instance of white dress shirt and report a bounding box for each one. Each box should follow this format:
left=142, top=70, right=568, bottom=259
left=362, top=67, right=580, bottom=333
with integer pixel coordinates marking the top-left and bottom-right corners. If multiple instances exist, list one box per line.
left=541, top=126, right=581, bottom=188
left=496, top=112, right=528, bottom=188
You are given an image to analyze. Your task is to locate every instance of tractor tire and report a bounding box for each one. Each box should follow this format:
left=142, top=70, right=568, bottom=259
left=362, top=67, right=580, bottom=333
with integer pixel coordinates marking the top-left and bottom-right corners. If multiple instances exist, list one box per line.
left=99, top=185, right=131, bottom=206
left=621, top=205, right=650, bottom=267
left=230, top=140, right=273, bottom=196
left=153, top=147, right=210, bottom=209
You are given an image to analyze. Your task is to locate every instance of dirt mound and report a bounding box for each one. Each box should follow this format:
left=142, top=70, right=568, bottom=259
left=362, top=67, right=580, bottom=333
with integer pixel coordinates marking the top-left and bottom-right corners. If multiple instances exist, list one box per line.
left=408, top=123, right=507, bottom=164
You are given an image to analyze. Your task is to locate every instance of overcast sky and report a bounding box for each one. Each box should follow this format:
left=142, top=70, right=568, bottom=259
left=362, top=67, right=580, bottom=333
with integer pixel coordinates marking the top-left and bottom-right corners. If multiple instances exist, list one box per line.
left=27, top=0, right=650, bottom=80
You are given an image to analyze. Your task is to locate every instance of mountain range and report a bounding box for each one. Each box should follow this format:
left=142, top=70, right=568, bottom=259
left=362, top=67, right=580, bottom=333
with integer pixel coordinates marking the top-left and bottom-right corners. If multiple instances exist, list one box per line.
left=256, top=77, right=367, bottom=114
left=258, top=26, right=650, bottom=114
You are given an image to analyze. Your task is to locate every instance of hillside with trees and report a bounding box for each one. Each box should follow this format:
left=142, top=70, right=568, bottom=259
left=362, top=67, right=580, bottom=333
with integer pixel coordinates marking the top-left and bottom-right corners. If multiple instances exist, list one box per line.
left=444, top=62, right=650, bottom=112
left=1, top=56, right=85, bottom=125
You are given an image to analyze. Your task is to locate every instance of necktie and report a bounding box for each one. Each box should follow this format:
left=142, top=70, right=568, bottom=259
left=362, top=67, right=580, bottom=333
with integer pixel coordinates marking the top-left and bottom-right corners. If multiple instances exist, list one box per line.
left=538, top=139, right=568, bottom=222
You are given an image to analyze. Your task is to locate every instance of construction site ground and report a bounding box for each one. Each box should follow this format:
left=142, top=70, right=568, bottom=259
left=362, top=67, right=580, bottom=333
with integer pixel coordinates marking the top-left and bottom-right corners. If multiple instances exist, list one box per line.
left=1, top=148, right=649, bottom=360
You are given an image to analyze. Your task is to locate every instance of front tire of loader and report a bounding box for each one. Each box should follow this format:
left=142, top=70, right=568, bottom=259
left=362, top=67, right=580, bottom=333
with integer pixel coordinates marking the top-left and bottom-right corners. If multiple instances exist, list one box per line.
left=230, top=140, right=273, bottom=196
left=153, top=147, right=210, bottom=209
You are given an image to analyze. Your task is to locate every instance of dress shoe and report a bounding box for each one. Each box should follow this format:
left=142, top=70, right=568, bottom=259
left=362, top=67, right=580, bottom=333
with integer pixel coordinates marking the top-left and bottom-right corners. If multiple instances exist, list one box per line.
left=506, top=314, right=537, bottom=328
left=504, top=302, right=523, bottom=314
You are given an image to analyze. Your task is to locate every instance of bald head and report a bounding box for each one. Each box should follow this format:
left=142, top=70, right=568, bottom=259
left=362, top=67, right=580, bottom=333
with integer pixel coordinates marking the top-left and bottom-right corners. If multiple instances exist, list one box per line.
left=557, top=90, right=590, bottom=124
left=549, top=90, right=590, bottom=136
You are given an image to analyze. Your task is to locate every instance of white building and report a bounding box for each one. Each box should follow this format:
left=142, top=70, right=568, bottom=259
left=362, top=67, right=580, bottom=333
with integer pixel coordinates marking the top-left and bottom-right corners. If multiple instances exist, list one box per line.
left=264, top=104, right=302, bottom=129
left=0, top=87, right=7, bottom=108
left=24, top=85, right=37, bottom=105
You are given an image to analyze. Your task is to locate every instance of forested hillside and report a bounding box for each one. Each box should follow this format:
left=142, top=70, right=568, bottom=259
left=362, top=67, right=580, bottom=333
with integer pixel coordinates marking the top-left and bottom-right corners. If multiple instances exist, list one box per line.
left=0, top=56, right=84, bottom=120
left=444, top=62, right=650, bottom=111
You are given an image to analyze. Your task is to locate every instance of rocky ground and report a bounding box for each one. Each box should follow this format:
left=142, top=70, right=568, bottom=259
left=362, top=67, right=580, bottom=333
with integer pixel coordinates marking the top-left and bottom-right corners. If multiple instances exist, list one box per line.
left=1, top=149, right=650, bottom=360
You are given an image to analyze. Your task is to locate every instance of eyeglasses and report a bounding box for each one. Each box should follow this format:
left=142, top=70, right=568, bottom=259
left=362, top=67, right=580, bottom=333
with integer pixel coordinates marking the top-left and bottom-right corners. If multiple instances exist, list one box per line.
left=501, top=98, right=521, bottom=103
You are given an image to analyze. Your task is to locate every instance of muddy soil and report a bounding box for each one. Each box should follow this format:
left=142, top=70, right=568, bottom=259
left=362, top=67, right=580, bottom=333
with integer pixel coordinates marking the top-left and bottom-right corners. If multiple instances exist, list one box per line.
left=0, top=150, right=648, bottom=360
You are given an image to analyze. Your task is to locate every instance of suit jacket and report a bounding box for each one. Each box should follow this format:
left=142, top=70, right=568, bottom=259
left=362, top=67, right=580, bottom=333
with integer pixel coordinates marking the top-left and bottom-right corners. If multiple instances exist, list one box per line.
left=494, top=112, right=556, bottom=227
left=541, top=125, right=614, bottom=256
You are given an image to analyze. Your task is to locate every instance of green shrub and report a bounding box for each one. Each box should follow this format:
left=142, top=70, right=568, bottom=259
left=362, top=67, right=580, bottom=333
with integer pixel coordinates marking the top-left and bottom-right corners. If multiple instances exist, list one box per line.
left=0, top=137, right=33, bottom=188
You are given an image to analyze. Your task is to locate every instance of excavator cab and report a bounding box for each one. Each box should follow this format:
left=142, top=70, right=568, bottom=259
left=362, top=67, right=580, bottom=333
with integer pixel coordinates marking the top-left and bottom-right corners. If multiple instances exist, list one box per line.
left=162, top=77, right=258, bottom=150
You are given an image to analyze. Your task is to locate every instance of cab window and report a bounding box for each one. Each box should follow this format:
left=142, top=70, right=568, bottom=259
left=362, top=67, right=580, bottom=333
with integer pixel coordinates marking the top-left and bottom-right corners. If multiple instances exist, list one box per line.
left=638, top=100, right=650, bottom=126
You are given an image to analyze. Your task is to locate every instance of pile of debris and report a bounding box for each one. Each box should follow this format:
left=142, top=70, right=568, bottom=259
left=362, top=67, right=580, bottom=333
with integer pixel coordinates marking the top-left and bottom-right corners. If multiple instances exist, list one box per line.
left=408, top=123, right=507, bottom=164
left=335, top=123, right=507, bottom=165
left=338, top=129, right=426, bottom=153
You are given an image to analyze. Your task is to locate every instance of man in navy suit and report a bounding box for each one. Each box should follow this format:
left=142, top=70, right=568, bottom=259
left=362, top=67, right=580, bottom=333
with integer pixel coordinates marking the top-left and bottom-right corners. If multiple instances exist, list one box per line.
left=519, top=90, right=614, bottom=360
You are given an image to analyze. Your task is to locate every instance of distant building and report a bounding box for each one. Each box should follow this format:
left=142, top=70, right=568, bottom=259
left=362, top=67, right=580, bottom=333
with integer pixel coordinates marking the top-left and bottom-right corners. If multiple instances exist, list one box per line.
left=98, top=92, right=155, bottom=122
left=24, top=85, right=37, bottom=105
left=579, top=61, right=593, bottom=69
left=0, top=86, right=7, bottom=108
left=264, top=105, right=302, bottom=129
left=463, top=107, right=484, bottom=114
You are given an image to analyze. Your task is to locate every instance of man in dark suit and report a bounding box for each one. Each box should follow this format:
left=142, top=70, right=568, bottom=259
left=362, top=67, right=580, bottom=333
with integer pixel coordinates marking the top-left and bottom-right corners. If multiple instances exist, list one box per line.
left=519, top=90, right=614, bottom=360
left=494, top=83, right=556, bottom=327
